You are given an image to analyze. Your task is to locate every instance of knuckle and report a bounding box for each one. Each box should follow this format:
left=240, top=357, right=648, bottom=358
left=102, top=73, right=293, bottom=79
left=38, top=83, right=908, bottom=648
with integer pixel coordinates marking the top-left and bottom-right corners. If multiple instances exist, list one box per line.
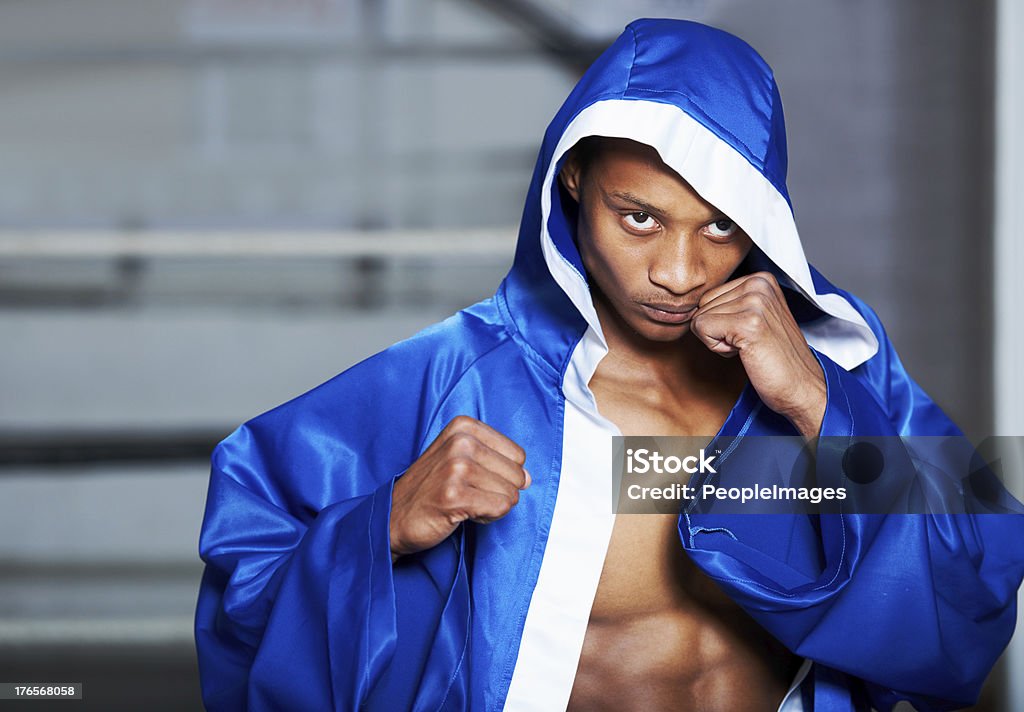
left=745, top=275, right=772, bottom=296
left=441, top=482, right=462, bottom=505
left=743, top=291, right=770, bottom=308
left=511, top=444, right=527, bottom=465
left=446, top=455, right=473, bottom=478
left=450, top=415, right=476, bottom=431
left=448, top=432, right=478, bottom=457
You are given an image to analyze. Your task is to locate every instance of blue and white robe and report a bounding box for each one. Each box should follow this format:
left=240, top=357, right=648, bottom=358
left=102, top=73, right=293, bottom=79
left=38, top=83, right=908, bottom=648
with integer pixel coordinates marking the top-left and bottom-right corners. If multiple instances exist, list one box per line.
left=195, top=19, right=1024, bottom=712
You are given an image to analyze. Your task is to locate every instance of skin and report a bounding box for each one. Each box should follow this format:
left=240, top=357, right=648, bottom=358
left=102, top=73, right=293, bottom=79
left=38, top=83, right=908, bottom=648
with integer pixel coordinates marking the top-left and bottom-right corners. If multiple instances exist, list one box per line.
left=560, top=137, right=816, bottom=711
left=560, top=137, right=826, bottom=439
left=389, top=137, right=827, bottom=710
left=389, top=415, right=530, bottom=561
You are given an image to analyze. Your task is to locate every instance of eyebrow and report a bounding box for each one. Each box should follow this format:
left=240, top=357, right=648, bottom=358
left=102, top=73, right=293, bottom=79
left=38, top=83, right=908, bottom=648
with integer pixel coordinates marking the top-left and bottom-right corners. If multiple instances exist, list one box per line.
left=607, top=191, right=664, bottom=215
left=606, top=190, right=722, bottom=222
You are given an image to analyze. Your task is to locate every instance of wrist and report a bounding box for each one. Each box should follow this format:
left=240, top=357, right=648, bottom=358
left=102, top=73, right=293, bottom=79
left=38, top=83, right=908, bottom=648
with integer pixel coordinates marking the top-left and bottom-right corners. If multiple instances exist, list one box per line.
left=785, top=379, right=826, bottom=438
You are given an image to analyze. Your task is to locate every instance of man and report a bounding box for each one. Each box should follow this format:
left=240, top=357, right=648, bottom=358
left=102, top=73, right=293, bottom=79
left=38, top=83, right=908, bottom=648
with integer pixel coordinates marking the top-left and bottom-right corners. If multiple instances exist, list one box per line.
left=195, top=19, right=1024, bottom=711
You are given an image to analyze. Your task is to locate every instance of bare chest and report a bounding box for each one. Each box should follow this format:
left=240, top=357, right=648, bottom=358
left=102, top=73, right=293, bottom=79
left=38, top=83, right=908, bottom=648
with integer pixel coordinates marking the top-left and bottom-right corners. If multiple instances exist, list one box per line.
left=587, top=374, right=742, bottom=620
left=565, top=368, right=796, bottom=711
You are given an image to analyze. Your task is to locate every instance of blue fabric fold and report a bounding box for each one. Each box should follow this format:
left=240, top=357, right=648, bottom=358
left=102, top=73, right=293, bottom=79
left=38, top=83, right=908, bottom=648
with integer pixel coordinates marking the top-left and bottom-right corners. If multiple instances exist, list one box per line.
left=681, top=298, right=1024, bottom=711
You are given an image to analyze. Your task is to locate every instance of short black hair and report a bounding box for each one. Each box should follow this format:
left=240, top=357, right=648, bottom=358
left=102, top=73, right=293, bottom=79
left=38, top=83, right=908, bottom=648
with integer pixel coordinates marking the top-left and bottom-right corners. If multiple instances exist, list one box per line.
left=558, top=136, right=608, bottom=212
left=563, top=135, right=604, bottom=184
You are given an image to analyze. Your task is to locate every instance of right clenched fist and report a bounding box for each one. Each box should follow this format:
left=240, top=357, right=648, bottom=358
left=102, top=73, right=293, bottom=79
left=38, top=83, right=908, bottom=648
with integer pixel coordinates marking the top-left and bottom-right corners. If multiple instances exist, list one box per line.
left=389, top=415, right=530, bottom=561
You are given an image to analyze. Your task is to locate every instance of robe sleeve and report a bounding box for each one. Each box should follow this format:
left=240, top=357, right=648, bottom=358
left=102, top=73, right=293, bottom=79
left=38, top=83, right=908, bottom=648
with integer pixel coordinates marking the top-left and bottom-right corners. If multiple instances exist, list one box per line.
left=193, top=315, right=505, bottom=711
left=194, top=429, right=400, bottom=712
left=682, top=298, right=1024, bottom=711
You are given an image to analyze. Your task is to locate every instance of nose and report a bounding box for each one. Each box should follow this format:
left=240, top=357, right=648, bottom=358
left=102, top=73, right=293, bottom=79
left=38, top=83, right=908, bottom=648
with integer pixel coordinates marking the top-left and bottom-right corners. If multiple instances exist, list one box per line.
left=648, top=232, right=707, bottom=296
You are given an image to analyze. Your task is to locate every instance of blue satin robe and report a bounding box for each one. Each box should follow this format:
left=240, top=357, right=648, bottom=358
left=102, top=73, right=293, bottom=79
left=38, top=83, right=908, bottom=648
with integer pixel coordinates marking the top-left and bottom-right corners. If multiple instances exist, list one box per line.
left=195, top=19, right=1024, bottom=712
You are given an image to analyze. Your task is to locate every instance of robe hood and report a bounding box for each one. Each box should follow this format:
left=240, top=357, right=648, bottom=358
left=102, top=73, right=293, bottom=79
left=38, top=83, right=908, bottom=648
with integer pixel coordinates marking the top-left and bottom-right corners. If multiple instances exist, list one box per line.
left=499, top=18, right=879, bottom=382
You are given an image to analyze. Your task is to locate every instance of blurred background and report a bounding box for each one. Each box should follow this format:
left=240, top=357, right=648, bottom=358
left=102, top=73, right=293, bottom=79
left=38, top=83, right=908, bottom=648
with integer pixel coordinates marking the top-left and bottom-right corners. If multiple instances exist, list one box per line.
left=0, top=0, right=1020, bottom=710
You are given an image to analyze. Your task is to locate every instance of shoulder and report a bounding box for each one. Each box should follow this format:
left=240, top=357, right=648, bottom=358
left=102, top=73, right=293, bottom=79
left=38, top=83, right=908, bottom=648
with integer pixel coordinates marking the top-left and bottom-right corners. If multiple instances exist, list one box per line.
left=223, top=298, right=519, bottom=452
left=805, top=264, right=893, bottom=358
left=211, top=297, right=524, bottom=506
left=829, top=286, right=896, bottom=383
left=802, top=265, right=902, bottom=412
left=379, top=297, right=517, bottom=379
left=812, top=278, right=957, bottom=435
left=805, top=265, right=897, bottom=384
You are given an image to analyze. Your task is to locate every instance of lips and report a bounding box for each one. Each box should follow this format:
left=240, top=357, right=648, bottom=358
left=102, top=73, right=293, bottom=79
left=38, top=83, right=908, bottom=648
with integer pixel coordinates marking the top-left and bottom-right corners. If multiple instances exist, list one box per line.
left=639, top=302, right=697, bottom=324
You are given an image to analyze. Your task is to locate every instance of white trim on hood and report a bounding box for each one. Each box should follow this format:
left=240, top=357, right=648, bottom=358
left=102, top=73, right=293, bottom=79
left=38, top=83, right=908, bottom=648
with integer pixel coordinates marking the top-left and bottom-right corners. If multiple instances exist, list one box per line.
left=539, top=99, right=880, bottom=375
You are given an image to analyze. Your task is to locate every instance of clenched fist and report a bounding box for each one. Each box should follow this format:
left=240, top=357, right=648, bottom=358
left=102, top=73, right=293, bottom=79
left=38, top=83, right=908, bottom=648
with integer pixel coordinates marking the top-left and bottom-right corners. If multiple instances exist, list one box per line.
left=690, top=271, right=827, bottom=438
left=390, top=415, right=530, bottom=561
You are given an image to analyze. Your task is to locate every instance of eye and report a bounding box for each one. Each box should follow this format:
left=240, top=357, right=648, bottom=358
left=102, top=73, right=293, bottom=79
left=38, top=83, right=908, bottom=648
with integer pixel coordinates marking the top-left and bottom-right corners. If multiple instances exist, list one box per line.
left=622, top=212, right=660, bottom=233
left=706, top=218, right=738, bottom=239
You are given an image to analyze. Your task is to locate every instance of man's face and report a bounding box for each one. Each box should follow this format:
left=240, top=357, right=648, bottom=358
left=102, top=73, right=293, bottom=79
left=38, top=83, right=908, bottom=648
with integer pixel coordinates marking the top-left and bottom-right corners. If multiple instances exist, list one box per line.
left=560, top=138, right=753, bottom=343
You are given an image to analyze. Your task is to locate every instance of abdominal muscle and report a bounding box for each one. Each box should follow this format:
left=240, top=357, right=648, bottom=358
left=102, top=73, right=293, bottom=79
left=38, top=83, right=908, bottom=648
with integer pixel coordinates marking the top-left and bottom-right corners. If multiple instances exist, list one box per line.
left=565, top=513, right=798, bottom=712
left=568, top=358, right=799, bottom=712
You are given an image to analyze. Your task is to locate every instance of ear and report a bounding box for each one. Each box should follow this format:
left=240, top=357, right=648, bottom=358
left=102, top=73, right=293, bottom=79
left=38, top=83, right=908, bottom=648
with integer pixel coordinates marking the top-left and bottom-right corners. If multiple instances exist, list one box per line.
left=558, top=153, right=583, bottom=204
